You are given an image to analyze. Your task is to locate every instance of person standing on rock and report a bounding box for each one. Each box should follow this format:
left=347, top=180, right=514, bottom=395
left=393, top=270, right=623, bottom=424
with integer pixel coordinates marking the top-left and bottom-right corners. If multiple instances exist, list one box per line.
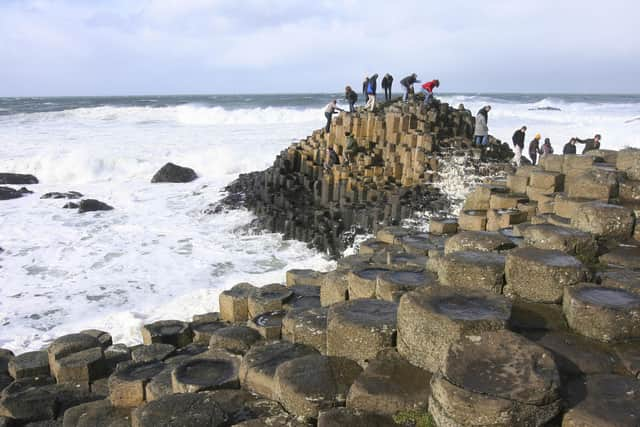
left=362, top=76, right=369, bottom=98
left=511, top=126, right=526, bottom=166
left=473, top=105, right=491, bottom=146
left=563, top=138, right=578, bottom=154
left=345, top=86, right=358, bottom=113
left=528, top=133, right=542, bottom=165
left=575, top=134, right=601, bottom=154
left=324, top=145, right=340, bottom=170
left=381, top=73, right=394, bottom=101
left=400, top=73, right=419, bottom=102
left=541, top=138, right=554, bottom=156
left=324, top=100, right=343, bottom=132
left=365, top=74, right=379, bottom=111
left=421, top=79, right=440, bottom=105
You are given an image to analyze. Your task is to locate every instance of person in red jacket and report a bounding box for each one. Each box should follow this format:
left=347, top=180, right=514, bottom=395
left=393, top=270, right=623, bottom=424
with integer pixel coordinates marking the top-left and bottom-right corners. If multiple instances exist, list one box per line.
left=421, top=79, right=440, bottom=105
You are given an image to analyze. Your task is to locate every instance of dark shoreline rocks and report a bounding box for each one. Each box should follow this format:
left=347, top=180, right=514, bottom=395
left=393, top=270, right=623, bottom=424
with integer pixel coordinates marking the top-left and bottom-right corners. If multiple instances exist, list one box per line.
left=77, top=199, right=114, bottom=213
left=0, top=173, right=38, bottom=185
left=151, top=163, right=198, bottom=183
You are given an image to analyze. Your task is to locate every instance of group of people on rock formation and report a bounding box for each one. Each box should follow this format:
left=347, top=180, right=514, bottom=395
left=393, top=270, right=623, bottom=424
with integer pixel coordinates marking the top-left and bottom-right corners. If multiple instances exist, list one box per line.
left=510, top=125, right=602, bottom=166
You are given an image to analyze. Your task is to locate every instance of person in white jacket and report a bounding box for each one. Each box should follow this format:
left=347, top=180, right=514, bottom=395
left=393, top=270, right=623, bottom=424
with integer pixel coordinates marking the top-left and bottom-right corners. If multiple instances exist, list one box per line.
left=473, top=105, right=491, bottom=146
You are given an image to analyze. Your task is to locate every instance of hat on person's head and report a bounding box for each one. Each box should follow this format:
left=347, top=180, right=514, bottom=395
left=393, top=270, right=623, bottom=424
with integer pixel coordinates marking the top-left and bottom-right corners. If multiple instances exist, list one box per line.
left=535, top=133, right=541, bottom=139
left=544, top=138, right=550, bottom=143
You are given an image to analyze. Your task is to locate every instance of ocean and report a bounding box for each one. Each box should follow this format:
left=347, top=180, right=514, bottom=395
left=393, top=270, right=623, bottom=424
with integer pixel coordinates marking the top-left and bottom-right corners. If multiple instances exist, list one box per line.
left=1, top=93, right=639, bottom=353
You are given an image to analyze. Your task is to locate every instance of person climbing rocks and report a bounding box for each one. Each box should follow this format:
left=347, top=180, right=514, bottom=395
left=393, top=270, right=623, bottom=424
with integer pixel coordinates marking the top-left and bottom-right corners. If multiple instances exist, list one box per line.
left=324, top=100, right=343, bottom=132
left=511, top=125, right=527, bottom=166
left=345, top=86, right=358, bottom=113
left=362, top=76, right=369, bottom=98
left=324, top=145, right=340, bottom=170
left=563, top=138, right=577, bottom=154
left=365, top=74, right=379, bottom=111
left=473, top=105, right=491, bottom=146
left=421, top=79, right=440, bottom=105
left=541, top=138, right=554, bottom=156
left=343, top=132, right=357, bottom=164
left=400, top=73, right=419, bottom=102
left=529, top=133, right=542, bottom=165
left=381, top=73, right=394, bottom=101
left=575, top=134, right=601, bottom=153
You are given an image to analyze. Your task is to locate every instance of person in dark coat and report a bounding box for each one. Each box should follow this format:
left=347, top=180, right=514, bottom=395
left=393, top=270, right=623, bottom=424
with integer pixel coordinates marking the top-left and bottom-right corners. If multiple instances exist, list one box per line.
left=529, top=133, right=542, bottom=165
left=362, top=76, right=369, bottom=98
left=511, top=126, right=526, bottom=166
left=541, top=138, right=554, bottom=156
left=381, top=73, right=394, bottom=101
left=563, top=138, right=577, bottom=154
left=345, top=86, right=358, bottom=113
left=324, top=100, right=343, bottom=132
left=324, top=145, right=340, bottom=170
left=473, top=105, right=491, bottom=146
left=400, top=73, right=419, bottom=102
left=575, top=134, right=601, bottom=153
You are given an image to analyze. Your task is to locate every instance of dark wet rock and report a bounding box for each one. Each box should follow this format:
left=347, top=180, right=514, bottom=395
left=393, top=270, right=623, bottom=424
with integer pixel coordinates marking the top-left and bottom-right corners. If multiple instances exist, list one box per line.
left=77, top=199, right=113, bottom=213
left=346, top=348, right=431, bottom=416
left=104, top=344, right=131, bottom=372
left=0, top=386, right=58, bottom=423
left=430, top=330, right=561, bottom=426
left=326, top=299, right=397, bottom=367
left=0, top=350, right=14, bottom=375
left=131, top=392, right=226, bottom=427
left=54, top=347, right=106, bottom=384
left=614, top=341, right=640, bottom=378
left=150, top=162, right=198, bottom=183
left=8, top=351, right=50, bottom=379
left=62, top=202, right=78, bottom=209
left=563, top=284, right=640, bottom=342
left=248, top=311, right=286, bottom=340
left=219, top=283, right=257, bottom=323
left=563, top=374, right=640, bottom=426
left=0, top=187, right=27, bottom=200
left=600, top=246, right=640, bottom=269
left=79, top=330, right=113, bottom=349
left=130, top=343, right=175, bottom=363
left=274, top=354, right=362, bottom=419
left=509, top=298, right=568, bottom=332
left=140, top=320, right=192, bottom=348
left=209, top=326, right=262, bottom=355
left=171, top=351, right=241, bottom=393
left=397, top=287, right=511, bottom=372
left=190, top=320, right=227, bottom=345
left=107, top=360, right=165, bottom=407
left=239, top=341, right=318, bottom=399
left=40, top=191, right=82, bottom=200
left=0, top=173, right=38, bottom=185
left=437, top=250, right=506, bottom=294
left=247, top=284, right=292, bottom=319
left=504, top=247, right=586, bottom=303
left=62, top=399, right=131, bottom=427
left=317, top=407, right=396, bottom=427
left=282, top=307, right=328, bottom=354
left=48, top=333, right=101, bottom=380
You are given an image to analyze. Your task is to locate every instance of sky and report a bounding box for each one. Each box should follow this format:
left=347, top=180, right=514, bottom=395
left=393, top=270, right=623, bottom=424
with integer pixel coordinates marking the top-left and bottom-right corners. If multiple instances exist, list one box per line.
left=0, top=0, right=639, bottom=96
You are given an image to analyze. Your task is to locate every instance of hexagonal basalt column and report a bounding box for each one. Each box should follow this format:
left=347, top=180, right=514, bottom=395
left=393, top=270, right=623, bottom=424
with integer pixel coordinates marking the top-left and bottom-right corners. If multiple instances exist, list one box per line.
left=347, top=266, right=390, bottom=300
left=171, top=352, right=241, bottom=393
left=375, top=269, right=437, bottom=302
left=397, top=287, right=511, bottom=372
left=282, top=307, right=328, bottom=354
left=219, top=282, right=257, bottom=323
left=444, top=230, right=516, bottom=255
left=505, top=247, right=586, bottom=303
left=437, top=250, right=506, bottom=294
left=247, top=284, right=292, bottom=318
left=571, top=201, right=635, bottom=240
left=429, top=330, right=561, bottom=427
left=326, top=299, right=397, bottom=366
left=108, top=360, right=165, bottom=407
left=563, top=284, right=640, bottom=342
left=141, top=320, right=192, bottom=348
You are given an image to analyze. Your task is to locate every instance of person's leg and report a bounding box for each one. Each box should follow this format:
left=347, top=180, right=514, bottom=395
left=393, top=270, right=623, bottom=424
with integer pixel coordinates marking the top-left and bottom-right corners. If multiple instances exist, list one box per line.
left=371, top=95, right=376, bottom=111
left=403, top=86, right=409, bottom=102
left=482, top=135, right=489, bottom=146
left=349, top=101, right=355, bottom=113
left=473, top=136, right=480, bottom=146
left=514, top=145, right=522, bottom=166
left=325, top=112, right=332, bottom=132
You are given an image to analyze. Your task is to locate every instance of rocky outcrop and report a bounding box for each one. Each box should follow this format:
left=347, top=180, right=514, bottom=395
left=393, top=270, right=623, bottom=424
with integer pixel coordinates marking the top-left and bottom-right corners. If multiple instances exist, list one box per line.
left=77, top=199, right=114, bottom=213
left=0, top=173, right=38, bottom=185
left=150, top=163, right=198, bottom=183
left=0, top=186, right=32, bottom=200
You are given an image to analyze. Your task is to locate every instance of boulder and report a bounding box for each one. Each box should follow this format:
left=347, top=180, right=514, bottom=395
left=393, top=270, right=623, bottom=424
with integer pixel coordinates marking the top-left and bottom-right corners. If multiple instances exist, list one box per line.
left=104, top=345, right=131, bottom=372
left=347, top=267, right=390, bottom=300
left=77, top=199, right=113, bottom=213
left=282, top=307, right=328, bottom=354
left=62, top=399, right=130, bottom=427
left=171, top=352, right=241, bottom=393
left=429, top=330, right=561, bottom=427
left=444, top=230, right=516, bottom=254
left=616, top=147, right=640, bottom=180
left=79, top=330, right=112, bottom=349
left=41, top=191, right=82, bottom=200
left=320, top=271, right=349, bottom=307
left=0, top=173, right=38, bottom=185
left=219, top=282, right=257, bottom=323
left=131, top=392, right=225, bottom=427
left=62, top=202, right=79, bottom=209
left=0, top=186, right=30, bottom=200
left=563, top=374, right=640, bottom=427
left=285, top=269, right=324, bottom=287
left=0, top=349, right=13, bottom=374
left=238, top=341, right=318, bottom=399
left=346, top=348, right=431, bottom=416
left=571, top=201, right=635, bottom=240
left=504, top=247, right=586, bottom=303
left=375, top=269, right=437, bottom=302
left=437, top=250, right=505, bottom=294
left=274, top=354, right=362, bottom=419
left=0, top=386, right=58, bottom=423
left=247, top=284, right=292, bottom=318
left=397, top=287, right=511, bottom=372
left=140, top=320, right=192, bottom=348
left=521, top=224, right=598, bottom=263
left=8, top=351, right=50, bottom=379
left=55, top=347, right=106, bottom=384
left=248, top=311, right=285, bottom=340
left=107, top=360, right=165, bottom=407
left=150, top=163, right=197, bottom=183
left=326, top=299, right=397, bottom=367
left=208, top=326, right=261, bottom=355
left=563, top=284, right=640, bottom=342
